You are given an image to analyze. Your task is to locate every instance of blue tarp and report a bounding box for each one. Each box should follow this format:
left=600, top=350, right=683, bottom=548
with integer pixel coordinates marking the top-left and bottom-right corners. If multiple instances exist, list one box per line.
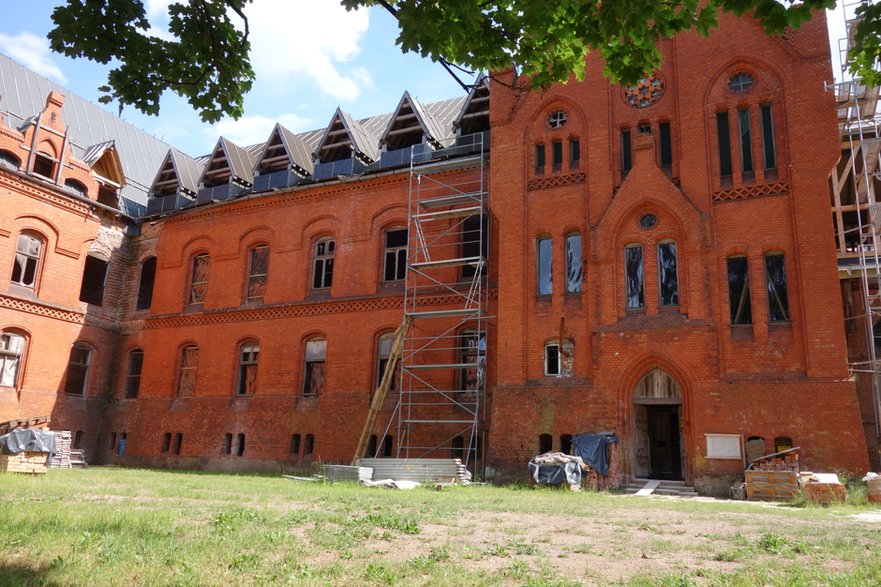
left=0, top=428, right=57, bottom=455
left=571, top=433, right=619, bottom=477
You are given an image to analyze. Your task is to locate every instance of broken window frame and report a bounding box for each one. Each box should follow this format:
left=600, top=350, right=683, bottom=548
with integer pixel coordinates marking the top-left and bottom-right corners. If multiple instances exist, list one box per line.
left=312, top=238, right=334, bottom=289
left=32, top=152, right=55, bottom=179
left=11, top=232, right=43, bottom=290
left=303, top=339, right=327, bottom=397
left=727, top=255, right=752, bottom=325
left=0, top=331, right=26, bottom=388
left=188, top=254, right=210, bottom=306
left=177, top=344, right=199, bottom=397
left=565, top=233, right=583, bottom=294
left=625, top=244, right=645, bottom=309
left=64, top=342, right=93, bottom=395
left=764, top=253, right=790, bottom=322
left=657, top=240, right=679, bottom=307
left=383, top=228, right=407, bottom=282
left=245, top=245, right=269, bottom=303
left=136, top=257, right=157, bottom=310
left=236, top=341, right=259, bottom=395
left=78, top=254, right=108, bottom=306
left=544, top=340, right=574, bottom=377
left=459, top=330, right=487, bottom=392
left=537, top=237, right=553, bottom=295
left=124, top=348, right=143, bottom=399
left=376, top=332, right=399, bottom=391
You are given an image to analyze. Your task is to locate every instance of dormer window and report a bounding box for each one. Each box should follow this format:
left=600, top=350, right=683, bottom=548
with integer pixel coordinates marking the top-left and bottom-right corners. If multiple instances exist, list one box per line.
left=32, top=153, right=55, bottom=179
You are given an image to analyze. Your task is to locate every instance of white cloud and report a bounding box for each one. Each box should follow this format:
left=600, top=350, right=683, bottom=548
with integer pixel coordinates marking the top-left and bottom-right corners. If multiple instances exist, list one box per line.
left=208, top=113, right=313, bottom=147
left=0, top=32, right=67, bottom=83
left=245, top=0, right=371, bottom=101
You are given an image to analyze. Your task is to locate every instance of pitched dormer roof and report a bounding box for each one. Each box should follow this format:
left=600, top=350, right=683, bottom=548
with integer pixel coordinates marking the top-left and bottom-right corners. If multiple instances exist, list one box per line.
left=150, top=149, right=201, bottom=198
left=254, top=123, right=314, bottom=176
left=83, top=140, right=125, bottom=187
left=381, top=91, right=448, bottom=151
left=199, top=137, right=256, bottom=188
left=315, top=107, right=380, bottom=163
left=454, top=74, right=490, bottom=135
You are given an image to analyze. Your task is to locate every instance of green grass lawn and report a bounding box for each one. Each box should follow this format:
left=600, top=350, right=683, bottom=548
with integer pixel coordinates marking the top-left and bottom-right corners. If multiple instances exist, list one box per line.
left=1, top=468, right=880, bottom=586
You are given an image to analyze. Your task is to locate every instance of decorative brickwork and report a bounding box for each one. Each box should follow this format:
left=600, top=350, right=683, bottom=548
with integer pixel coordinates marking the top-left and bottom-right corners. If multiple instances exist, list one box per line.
left=527, top=172, right=586, bottom=191
left=713, top=181, right=789, bottom=203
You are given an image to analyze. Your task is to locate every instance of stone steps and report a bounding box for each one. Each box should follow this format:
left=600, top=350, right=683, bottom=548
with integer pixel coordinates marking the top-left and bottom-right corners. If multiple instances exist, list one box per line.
left=622, top=478, right=699, bottom=498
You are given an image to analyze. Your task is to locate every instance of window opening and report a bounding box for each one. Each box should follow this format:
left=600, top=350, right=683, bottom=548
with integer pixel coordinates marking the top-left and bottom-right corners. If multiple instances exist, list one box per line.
left=223, top=433, right=232, bottom=455
left=382, top=434, right=393, bottom=457
left=125, top=349, right=143, bottom=399
left=366, top=434, right=378, bottom=457
left=765, top=253, right=790, bottom=322
left=32, top=153, right=55, bottom=178
left=237, top=342, right=259, bottom=395
left=188, top=254, right=209, bottom=305
left=377, top=333, right=399, bottom=391
left=727, top=256, right=752, bottom=325
left=625, top=245, right=645, bottom=309
left=545, top=340, right=573, bottom=377
left=547, top=110, right=568, bottom=128
left=78, top=255, right=108, bottom=306
left=551, top=141, right=563, bottom=172
left=569, top=138, right=580, bottom=170
left=729, top=72, right=754, bottom=93
left=236, top=433, right=246, bottom=456
left=738, top=107, right=753, bottom=177
left=64, top=179, right=88, bottom=197
left=539, top=433, right=553, bottom=454
left=461, top=216, right=486, bottom=279
left=451, top=435, right=465, bottom=460
left=304, top=433, right=314, bottom=456
left=535, top=144, right=545, bottom=175
left=136, top=257, right=156, bottom=310
left=0, top=332, right=25, bottom=387
left=65, top=343, right=92, bottom=395
left=560, top=434, right=573, bottom=455
left=459, top=331, right=486, bottom=392
left=659, top=121, right=673, bottom=171
left=639, top=214, right=657, bottom=229
left=537, top=238, right=552, bottom=295
left=73, top=430, right=84, bottom=449
left=774, top=436, right=793, bottom=453
left=760, top=104, right=776, bottom=171
left=178, top=345, right=199, bottom=397
left=11, top=233, right=42, bottom=289
left=383, top=229, right=407, bottom=282
left=173, top=432, right=183, bottom=455
left=291, top=434, right=301, bottom=456
left=566, top=234, right=583, bottom=294
left=621, top=129, right=632, bottom=178
left=303, top=339, right=326, bottom=396
left=162, top=432, right=171, bottom=453
left=0, top=149, right=20, bottom=169
left=716, top=112, right=732, bottom=179
left=312, top=239, right=334, bottom=289
left=110, top=432, right=117, bottom=450
left=246, top=245, right=269, bottom=303
left=658, top=241, right=679, bottom=306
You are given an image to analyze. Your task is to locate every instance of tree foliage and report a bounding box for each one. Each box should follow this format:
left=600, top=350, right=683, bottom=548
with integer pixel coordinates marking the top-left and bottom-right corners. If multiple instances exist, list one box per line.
left=47, top=0, right=877, bottom=123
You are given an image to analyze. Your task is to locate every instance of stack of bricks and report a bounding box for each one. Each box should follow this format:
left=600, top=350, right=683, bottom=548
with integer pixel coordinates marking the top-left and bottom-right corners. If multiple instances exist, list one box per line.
left=0, top=451, right=49, bottom=474
left=752, top=453, right=799, bottom=471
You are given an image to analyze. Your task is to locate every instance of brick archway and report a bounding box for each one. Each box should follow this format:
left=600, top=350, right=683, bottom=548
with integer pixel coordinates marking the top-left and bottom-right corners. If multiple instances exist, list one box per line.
left=632, top=368, right=685, bottom=481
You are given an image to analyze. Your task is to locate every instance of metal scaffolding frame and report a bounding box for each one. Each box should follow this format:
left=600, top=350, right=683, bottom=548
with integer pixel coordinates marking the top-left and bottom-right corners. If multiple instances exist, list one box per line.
left=384, top=132, right=490, bottom=475
left=828, top=0, right=881, bottom=437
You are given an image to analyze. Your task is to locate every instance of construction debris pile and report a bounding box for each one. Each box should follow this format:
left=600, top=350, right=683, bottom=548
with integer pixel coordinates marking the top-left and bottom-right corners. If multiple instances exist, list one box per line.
left=740, top=447, right=848, bottom=504
left=528, top=433, right=621, bottom=491
left=0, top=426, right=56, bottom=475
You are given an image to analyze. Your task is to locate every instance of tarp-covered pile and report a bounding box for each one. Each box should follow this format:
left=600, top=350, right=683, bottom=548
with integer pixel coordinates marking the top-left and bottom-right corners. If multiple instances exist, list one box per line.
left=0, top=428, right=56, bottom=455
left=528, top=452, right=586, bottom=490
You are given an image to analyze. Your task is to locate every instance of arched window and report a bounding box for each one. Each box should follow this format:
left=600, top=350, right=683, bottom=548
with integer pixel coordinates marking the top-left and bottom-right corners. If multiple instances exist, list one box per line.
left=11, top=232, right=44, bottom=290
left=136, top=257, right=157, bottom=310
left=237, top=433, right=246, bottom=456
left=178, top=345, right=199, bottom=397
left=657, top=240, right=678, bottom=306
left=79, top=254, right=108, bottom=306
left=565, top=233, right=582, bottom=294
left=188, top=254, right=210, bottom=305
left=383, top=228, right=407, bottom=282
left=64, top=342, right=93, bottom=395
left=537, top=237, right=552, bottom=295
left=236, top=341, right=259, bottom=395
left=124, top=348, right=144, bottom=399
left=0, top=330, right=27, bottom=388
left=304, top=433, right=315, bottom=456
left=538, top=433, right=553, bottom=454
left=560, top=434, right=573, bottom=455
left=245, top=245, right=269, bottom=303
left=0, top=149, right=21, bottom=169
left=64, top=179, right=88, bottom=198
left=303, top=339, right=326, bottom=396
left=312, top=238, right=334, bottom=289
left=290, top=434, right=301, bottom=457
left=625, top=244, right=644, bottom=309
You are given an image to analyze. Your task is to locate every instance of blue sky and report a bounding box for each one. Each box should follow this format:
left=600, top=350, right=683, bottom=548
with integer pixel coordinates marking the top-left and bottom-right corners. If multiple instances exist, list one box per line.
left=0, top=1, right=851, bottom=158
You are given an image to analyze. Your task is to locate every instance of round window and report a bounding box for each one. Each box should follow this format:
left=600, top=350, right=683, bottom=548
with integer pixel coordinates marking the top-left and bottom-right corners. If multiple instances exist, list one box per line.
left=547, top=110, right=568, bottom=129
left=728, top=72, right=754, bottom=93
left=639, top=213, right=658, bottom=229
left=623, top=74, right=665, bottom=109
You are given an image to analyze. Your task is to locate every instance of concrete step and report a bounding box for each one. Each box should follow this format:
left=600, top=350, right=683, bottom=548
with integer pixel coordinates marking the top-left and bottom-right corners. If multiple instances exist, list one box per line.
left=622, top=478, right=698, bottom=498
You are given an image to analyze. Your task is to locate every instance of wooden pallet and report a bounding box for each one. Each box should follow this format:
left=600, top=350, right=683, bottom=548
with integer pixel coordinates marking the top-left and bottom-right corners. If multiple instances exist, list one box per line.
left=1, top=451, right=49, bottom=474
left=745, top=470, right=799, bottom=501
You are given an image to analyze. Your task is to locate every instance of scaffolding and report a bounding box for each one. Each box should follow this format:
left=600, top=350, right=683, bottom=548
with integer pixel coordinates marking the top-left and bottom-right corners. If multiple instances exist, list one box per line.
left=385, top=132, right=490, bottom=475
left=828, top=0, right=881, bottom=437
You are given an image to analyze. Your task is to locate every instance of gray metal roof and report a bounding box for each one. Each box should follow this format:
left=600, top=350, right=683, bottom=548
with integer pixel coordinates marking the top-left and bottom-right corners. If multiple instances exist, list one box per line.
left=0, top=52, right=175, bottom=213
left=152, top=148, right=202, bottom=195
left=254, top=123, right=314, bottom=175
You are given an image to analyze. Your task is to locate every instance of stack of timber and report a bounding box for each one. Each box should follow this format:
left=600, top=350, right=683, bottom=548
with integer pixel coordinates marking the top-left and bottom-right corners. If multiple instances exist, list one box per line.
left=49, top=431, right=72, bottom=468
left=745, top=447, right=800, bottom=501
left=324, top=464, right=374, bottom=483
left=358, top=458, right=468, bottom=484
left=0, top=451, right=48, bottom=474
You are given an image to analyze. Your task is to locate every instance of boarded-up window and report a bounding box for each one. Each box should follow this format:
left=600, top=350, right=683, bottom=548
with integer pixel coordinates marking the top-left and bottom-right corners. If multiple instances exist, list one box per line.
left=189, top=254, right=210, bottom=305
left=303, top=339, right=326, bottom=396
left=625, top=245, right=644, bottom=309
left=11, top=233, right=43, bottom=288
left=537, top=238, right=552, bottom=295
left=136, top=257, right=156, bottom=310
left=383, top=229, right=407, bottom=282
left=765, top=253, right=789, bottom=322
left=65, top=343, right=92, bottom=395
left=0, top=332, right=26, bottom=387
left=727, top=256, right=752, bottom=325
left=658, top=241, right=678, bottom=306
left=376, top=333, right=399, bottom=391
left=312, top=239, right=334, bottom=289
left=237, top=342, right=259, bottom=395
left=125, top=349, right=143, bottom=399
left=545, top=340, right=573, bottom=377
left=78, top=255, right=108, bottom=306
left=246, top=246, right=269, bottom=303
left=178, top=345, right=198, bottom=397
left=566, top=234, right=582, bottom=294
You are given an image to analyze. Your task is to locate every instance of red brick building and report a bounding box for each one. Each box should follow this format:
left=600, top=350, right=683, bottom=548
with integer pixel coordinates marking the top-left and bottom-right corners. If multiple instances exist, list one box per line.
left=0, top=10, right=872, bottom=494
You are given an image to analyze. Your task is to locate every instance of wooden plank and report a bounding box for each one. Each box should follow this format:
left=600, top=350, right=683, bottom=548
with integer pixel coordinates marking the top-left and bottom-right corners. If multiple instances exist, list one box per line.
left=635, top=479, right=661, bottom=496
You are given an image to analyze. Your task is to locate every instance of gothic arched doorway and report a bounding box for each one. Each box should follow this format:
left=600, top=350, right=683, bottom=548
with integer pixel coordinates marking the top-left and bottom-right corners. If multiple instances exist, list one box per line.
left=633, top=368, right=683, bottom=480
